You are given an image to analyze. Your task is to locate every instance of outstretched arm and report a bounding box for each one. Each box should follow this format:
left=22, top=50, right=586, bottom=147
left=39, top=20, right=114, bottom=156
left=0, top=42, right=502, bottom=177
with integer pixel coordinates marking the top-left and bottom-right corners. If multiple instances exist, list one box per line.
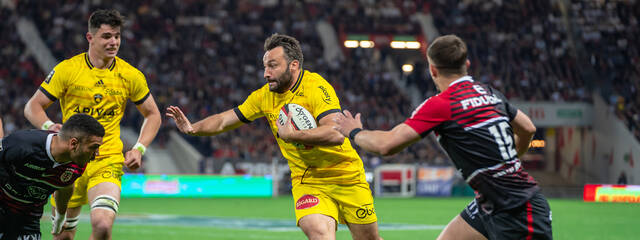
left=166, top=106, right=245, bottom=136
left=334, top=110, right=421, bottom=156
left=510, top=109, right=536, bottom=157
left=24, top=90, right=62, bottom=131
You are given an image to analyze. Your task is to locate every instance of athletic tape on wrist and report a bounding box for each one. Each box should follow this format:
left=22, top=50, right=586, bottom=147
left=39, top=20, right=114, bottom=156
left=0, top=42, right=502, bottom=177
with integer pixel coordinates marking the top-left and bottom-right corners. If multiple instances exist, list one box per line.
left=42, top=120, right=54, bottom=130
left=133, top=142, right=146, bottom=155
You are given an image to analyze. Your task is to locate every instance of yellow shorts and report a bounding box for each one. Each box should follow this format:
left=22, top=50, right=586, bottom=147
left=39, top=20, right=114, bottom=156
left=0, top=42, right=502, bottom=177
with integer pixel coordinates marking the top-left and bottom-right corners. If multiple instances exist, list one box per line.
left=292, top=182, right=377, bottom=225
left=51, top=154, right=124, bottom=208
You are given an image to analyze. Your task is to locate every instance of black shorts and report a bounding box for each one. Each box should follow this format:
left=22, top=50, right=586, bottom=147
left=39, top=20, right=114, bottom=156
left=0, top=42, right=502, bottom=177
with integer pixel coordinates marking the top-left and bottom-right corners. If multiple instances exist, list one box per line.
left=0, top=205, right=42, bottom=240
left=460, top=192, right=552, bottom=240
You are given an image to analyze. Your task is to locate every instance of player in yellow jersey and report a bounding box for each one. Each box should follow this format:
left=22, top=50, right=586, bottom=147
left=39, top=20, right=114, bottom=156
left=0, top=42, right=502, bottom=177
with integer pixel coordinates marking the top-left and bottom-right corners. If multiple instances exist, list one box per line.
left=24, top=9, right=161, bottom=240
left=167, top=33, right=382, bottom=240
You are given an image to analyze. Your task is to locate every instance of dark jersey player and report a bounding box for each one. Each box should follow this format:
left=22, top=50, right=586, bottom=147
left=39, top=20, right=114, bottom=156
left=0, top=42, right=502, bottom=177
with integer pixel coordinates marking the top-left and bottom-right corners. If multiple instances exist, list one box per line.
left=0, top=113, right=104, bottom=240
left=334, top=35, right=552, bottom=240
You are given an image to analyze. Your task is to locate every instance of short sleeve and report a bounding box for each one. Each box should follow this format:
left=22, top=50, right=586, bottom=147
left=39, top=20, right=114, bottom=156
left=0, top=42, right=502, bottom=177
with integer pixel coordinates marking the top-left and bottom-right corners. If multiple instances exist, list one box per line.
left=235, top=89, right=265, bottom=123
left=0, top=133, right=28, bottom=166
left=489, top=87, right=518, bottom=121
left=309, top=79, right=341, bottom=122
left=39, top=61, right=72, bottom=101
left=124, top=69, right=151, bottom=105
left=404, top=96, right=450, bottom=137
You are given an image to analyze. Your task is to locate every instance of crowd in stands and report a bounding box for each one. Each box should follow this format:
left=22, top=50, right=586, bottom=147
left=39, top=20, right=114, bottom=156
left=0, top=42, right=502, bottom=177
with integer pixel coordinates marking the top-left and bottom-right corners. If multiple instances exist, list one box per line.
left=570, top=0, right=640, bottom=140
left=428, top=0, right=590, bottom=102
left=0, top=7, right=46, bottom=134
left=1, top=0, right=637, bottom=173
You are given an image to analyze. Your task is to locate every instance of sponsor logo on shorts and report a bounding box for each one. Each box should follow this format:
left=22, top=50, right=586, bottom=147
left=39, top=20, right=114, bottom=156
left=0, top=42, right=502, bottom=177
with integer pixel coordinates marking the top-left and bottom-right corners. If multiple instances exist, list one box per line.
left=101, top=170, right=123, bottom=181
left=295, top=194, right=319, bottom=210
left=355, top=203, right=375, bottom=219
left=16, top=233, right=40, bottom=240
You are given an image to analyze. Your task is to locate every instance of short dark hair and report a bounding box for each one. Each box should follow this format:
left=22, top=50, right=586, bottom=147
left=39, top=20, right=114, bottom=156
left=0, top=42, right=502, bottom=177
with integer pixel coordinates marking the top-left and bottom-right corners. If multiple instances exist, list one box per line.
left=427, top=34, right=468, bottom=76
left=264, top=33, right=304, bottom=68
left=60, top=114, right=105, bottom=141
left=88, top=9, right=124, bottom=33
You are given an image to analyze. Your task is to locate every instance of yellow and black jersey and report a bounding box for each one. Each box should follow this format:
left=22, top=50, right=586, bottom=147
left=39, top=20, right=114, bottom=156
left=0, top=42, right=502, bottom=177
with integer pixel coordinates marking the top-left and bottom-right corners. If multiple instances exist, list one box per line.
left=235, top=69, right=366, bottom=185
left=39, top=53, right=150, bottom=157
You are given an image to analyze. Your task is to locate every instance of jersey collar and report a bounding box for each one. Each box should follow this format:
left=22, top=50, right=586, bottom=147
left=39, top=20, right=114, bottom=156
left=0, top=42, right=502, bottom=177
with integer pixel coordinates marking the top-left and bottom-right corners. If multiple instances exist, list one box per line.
left=448, top=75, right=474, bottom=87
left=46, top=133, right=55, bottom=163
left=289, top=69, right=304, bottom=93
left=85, top=52, right=116, bottom=71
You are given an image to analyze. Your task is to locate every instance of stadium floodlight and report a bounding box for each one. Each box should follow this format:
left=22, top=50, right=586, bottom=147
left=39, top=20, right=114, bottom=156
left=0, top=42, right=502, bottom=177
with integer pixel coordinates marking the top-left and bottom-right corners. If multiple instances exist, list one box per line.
left=359, top=40, right=374, bottom=48
left=402, top=64, right=414, bottom=73
left=406, top=41, right=421, bottom=49
left=344, top=40, right=359, bottom=48
left=390, top=41, right=406, bottom=49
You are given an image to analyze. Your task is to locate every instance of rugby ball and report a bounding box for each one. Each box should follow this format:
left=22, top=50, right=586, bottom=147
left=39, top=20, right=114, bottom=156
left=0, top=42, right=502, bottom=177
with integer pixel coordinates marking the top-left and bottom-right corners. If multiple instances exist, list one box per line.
left=278, top=103, right=317, bottom=130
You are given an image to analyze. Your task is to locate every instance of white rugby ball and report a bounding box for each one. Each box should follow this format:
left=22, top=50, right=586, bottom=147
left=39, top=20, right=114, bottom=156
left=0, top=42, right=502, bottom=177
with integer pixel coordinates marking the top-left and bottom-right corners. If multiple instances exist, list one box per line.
left=278, top=103, right=317, bottom=130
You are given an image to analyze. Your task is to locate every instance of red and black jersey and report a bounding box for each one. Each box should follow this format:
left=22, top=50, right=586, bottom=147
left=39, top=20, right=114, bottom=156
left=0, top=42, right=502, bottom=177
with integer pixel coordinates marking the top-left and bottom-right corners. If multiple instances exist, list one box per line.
left=405, top=76, right=539, bottom=212
left=0, top=130, right=86, bottom=217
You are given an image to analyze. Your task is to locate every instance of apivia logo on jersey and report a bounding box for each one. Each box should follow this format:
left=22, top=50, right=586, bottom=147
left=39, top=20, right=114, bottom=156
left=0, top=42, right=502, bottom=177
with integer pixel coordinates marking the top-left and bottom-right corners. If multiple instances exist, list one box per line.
left=73, top=105, right=118, bottom=119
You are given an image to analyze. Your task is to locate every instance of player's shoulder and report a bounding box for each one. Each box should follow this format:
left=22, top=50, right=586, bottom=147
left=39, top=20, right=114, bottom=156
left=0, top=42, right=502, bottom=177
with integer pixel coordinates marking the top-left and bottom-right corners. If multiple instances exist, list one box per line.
left=302, top=70, right=330, bottom=86
left=114, top=56, right=146, bottom=81
left=114, top=56, right=138, bottom=70
left=3, top=130, right=47, bottom=150
left=55, top=53, right=86, bottom=70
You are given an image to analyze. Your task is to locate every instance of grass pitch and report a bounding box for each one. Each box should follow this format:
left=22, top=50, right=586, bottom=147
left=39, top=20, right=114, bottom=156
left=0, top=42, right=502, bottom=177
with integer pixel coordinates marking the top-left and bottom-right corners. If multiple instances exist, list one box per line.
left=40, top=197, right=639, bottom=239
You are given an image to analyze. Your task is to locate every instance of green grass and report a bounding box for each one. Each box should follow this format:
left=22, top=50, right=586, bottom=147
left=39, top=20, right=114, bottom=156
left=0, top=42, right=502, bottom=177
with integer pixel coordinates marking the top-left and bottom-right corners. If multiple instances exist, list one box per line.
left=39, top=197, right=640, bottom=239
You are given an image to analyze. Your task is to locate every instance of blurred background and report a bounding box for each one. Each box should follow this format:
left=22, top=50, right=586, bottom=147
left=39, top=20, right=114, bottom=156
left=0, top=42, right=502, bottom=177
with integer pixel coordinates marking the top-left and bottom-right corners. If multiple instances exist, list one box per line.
left=1, top=0, right=639, bottom=238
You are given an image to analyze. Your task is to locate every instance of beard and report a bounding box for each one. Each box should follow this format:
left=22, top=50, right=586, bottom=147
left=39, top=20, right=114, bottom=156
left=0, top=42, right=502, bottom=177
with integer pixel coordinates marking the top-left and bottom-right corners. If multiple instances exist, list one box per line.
left=267, top=67, right=294, bottom=93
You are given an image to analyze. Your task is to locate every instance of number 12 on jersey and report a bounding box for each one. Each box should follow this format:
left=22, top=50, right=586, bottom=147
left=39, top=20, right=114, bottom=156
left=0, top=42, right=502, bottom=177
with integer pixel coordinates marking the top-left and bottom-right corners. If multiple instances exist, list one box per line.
left=488, top=122, right=517, bottom=161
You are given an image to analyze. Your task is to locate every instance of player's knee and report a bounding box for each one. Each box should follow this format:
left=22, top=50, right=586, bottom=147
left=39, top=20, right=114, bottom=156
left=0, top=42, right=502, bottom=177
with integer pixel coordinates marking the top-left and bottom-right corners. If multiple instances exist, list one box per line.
left=300, top=224, right=334, bottom=239
left=90, top=217, right=114, bottom=238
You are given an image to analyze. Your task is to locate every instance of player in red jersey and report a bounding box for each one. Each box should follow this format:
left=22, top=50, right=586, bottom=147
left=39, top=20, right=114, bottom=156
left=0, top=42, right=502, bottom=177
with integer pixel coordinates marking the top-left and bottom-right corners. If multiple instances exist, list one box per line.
left=334, top=35, right=552, bottom=240
left=0, top=114, right=104, bottom=240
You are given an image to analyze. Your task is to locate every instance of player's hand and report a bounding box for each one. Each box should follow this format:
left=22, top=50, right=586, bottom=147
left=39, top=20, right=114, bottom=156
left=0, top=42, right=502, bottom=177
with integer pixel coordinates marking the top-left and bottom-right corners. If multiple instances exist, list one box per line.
left=277, top=111, right=297, bottom=142
left=49, top=123, right=63, bottom=132
left=124, top=149, right=142, bottom=171
left=333, top=110, right=363, bottom=137
left=166, top=106, right=196, bottom=135
left=51, top=209, right=66, bottom=234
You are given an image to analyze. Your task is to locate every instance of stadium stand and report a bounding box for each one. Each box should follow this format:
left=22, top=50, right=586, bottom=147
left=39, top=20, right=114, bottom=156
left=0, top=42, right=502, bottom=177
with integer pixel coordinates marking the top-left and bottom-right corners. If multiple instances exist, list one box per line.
left=1, top=0, right=638, bottom=175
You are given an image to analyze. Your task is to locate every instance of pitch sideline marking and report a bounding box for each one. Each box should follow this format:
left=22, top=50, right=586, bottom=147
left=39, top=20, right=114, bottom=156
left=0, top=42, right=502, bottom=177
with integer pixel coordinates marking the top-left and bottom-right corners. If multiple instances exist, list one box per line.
left=45, top=213, right=445, bottom=232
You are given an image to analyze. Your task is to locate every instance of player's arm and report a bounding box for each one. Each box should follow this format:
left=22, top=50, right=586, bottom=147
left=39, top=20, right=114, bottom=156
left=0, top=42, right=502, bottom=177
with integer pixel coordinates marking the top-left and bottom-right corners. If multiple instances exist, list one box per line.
left=0, top=116, right=4, bottom=138
left=277, top=112, right=346, bottom=146
left=124, top=95, right=161, bottom=171
left=166, top=106, right=246, bottom=136
left=334, top=110, right=421, bottom=156
left=24, top=90, right=61, bottom=131
left=510, top=109, right=536, bottom=157
left=53, top=185, right=73, bottom=215
left=51, top=185, right=73, bottom=234
left=133, top=95, right=161, bottom=147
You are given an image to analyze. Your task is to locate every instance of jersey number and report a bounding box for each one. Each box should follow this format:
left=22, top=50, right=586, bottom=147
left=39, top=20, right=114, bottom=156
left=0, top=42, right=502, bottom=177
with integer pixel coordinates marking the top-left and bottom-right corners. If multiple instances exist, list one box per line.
left=488, top=122, right=517, bottom=160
